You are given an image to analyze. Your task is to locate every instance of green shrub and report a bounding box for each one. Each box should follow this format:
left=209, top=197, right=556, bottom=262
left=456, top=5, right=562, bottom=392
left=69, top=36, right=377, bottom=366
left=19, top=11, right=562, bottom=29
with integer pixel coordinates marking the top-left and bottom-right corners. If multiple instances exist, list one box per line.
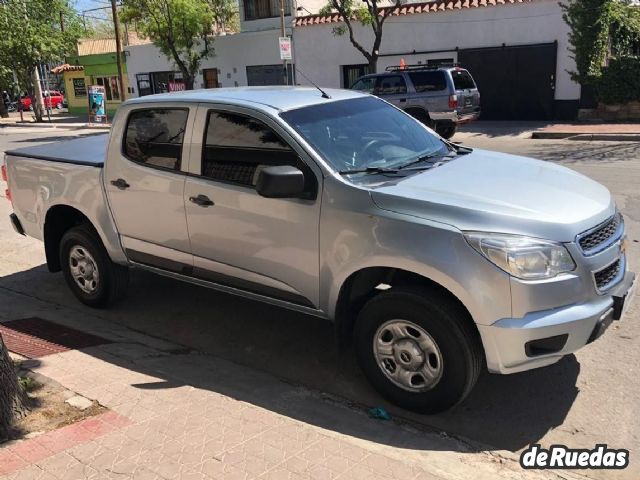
left=596, top=56, right=640, bottom=104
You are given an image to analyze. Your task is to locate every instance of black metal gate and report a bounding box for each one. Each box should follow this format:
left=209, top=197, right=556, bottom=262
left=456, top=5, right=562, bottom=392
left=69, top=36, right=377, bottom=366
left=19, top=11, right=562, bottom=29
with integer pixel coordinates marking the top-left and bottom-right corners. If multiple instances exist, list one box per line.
left=458, top=43, right=557, bottom=120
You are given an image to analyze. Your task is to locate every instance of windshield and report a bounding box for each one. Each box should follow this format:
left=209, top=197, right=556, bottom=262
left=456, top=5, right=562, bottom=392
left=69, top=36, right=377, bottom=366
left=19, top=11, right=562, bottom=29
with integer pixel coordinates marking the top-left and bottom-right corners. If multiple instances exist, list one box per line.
left=280, top=97, right=450, bottom=174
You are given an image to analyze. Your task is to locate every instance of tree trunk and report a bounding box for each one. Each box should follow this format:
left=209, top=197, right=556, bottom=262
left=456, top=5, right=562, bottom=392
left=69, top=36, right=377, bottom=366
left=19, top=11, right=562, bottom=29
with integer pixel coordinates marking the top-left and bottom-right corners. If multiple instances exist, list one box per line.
left=31, top=66, right=45, bottom=123
left=0, top=334, right=29, bottom=442
left=368, top=56, right=378, bottom=74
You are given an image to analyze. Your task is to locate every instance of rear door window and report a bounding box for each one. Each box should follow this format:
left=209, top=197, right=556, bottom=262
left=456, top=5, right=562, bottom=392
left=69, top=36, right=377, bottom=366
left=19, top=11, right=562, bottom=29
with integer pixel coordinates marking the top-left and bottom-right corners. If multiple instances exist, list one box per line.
left=408, top=71, right=447, bottom=92
left=373, top=75, right=407, bottom=95
left=123, top=108, right=189, bottom=171
left=351, top=77, right=376, bottom=92
left=451, top=69, right=476, bottom=90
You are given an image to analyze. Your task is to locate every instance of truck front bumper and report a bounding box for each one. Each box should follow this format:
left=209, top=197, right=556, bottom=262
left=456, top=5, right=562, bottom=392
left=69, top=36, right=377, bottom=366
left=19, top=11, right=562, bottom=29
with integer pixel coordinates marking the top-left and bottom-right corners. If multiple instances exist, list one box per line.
left=479, top=271, right=635, bottom=374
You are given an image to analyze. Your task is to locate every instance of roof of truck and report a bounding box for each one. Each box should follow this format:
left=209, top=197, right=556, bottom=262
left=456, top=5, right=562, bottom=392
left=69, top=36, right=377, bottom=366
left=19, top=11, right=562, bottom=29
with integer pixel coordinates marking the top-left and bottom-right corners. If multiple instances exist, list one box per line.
left=123, top=86, right=365, bottom=112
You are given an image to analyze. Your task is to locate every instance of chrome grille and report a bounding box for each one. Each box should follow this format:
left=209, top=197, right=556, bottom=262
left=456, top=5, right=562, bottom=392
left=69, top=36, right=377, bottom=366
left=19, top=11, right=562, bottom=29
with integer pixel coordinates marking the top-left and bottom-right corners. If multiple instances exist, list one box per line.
left=594, top=258, right=622, bottom=291
left=577, top=213, right=623, bottom=256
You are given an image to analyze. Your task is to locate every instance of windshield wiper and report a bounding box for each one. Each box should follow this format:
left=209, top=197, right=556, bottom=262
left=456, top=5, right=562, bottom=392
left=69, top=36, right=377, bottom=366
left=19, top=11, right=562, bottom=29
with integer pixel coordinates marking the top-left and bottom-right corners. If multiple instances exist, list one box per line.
left=339, top=166, right=400, bottom=175
left=397, top=152, right=451, bottom=170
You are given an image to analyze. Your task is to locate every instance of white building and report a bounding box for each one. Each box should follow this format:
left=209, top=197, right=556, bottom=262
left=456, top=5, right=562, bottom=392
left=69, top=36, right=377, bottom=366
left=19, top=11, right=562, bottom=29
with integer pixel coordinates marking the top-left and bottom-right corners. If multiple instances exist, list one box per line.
left=125, top=0, right=582, bottom=120
left=293, top=0, right=581, bottom=120
left=125, top=0, right=298, bottom=95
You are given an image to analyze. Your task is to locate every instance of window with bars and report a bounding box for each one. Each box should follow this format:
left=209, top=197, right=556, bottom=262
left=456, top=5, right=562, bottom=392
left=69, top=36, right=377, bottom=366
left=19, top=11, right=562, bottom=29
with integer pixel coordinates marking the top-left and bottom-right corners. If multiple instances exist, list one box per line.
left=243, top=0, right=290, bottom=20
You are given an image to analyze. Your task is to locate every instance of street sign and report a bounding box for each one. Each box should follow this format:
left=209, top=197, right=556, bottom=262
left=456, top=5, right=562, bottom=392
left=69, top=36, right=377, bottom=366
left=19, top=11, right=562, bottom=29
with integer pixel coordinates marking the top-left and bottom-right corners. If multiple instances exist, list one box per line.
left=279, top=37, right=292, bottom=60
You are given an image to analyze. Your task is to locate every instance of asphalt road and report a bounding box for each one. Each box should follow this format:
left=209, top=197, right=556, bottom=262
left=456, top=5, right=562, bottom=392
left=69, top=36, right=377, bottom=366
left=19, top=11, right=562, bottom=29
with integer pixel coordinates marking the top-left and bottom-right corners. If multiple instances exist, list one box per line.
left=1, top=124, right=638, bottom=479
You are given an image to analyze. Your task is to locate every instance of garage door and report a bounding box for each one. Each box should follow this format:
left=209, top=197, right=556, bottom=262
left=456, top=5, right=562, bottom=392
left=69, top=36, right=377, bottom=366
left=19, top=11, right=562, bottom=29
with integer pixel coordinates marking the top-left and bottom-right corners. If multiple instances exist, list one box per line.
left=246, top=64, right=293, bottom=86
left=458, top=43, right=557, bottom=120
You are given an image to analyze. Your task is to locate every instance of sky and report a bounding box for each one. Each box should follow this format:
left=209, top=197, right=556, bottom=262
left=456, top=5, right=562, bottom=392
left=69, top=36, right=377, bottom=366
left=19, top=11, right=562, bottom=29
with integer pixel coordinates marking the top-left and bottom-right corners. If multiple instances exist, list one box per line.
left=74, top=0, right=113, bottom=14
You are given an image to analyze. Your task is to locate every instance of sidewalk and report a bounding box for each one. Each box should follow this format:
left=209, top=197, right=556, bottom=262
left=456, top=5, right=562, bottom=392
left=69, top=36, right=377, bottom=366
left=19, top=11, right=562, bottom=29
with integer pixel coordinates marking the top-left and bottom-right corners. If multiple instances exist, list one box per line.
left=0, top=295, right=558, bottom=480
left=0, top=111, right=110, bottom=130
left=457, top=120, right=640, bottom=141
left=531, top=123, right=640, bottom=141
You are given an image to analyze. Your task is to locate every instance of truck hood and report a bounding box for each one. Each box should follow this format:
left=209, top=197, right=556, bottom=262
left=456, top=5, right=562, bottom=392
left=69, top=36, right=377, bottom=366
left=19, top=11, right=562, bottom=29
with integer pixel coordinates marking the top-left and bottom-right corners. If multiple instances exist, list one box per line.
left=370, top=148, right=615, bottom=242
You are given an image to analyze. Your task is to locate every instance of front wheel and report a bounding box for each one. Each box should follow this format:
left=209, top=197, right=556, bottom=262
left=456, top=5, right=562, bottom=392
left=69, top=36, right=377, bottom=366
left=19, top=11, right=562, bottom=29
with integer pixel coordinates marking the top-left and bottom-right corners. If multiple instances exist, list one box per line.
left=60, top=225, right=129, bottom=308
left=354, top=287, right=482, bottom=414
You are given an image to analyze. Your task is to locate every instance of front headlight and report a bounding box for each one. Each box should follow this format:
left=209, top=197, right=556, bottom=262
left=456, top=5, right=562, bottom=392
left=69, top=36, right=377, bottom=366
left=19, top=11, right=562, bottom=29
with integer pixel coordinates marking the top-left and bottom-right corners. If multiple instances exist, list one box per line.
left=464, top=232, right=576, bottom=280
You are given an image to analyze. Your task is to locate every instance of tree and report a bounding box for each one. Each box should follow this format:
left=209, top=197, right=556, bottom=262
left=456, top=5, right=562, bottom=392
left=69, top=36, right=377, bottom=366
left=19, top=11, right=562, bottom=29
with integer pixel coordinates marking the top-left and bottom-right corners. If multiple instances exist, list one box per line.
left=206, top=0, right=239, bottom=33
left=121, top=0, right=215, bottom=90
left=319, top=0, right=402, bottom=72
left=0, top=334, right=29, bottom=441
left=0, top=0, right=84, bottom=121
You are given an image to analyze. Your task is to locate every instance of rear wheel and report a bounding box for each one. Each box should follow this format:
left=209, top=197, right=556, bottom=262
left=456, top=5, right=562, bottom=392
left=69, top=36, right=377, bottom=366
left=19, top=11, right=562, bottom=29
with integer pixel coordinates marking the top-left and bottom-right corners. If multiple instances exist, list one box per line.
left=60, top=225, right=129, bottom=308
left=354, top=286, right=482, bottom=413
left=436, top=123, right=457, bottom=139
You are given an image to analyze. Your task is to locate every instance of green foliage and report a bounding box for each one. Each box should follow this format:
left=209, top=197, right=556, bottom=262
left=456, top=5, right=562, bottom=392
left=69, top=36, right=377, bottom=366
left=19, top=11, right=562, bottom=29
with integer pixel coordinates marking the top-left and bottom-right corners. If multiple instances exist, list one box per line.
left=561, top=0, right=640, bottom=82
left=206, top=0, right=239, bottom=33
left=0, top=0, right=83, bottom=89
left=321, top=0, right=401, bottom=71
left=595, top=56, right=640, bottom=104
left=121, top=0, right=214, bottom=89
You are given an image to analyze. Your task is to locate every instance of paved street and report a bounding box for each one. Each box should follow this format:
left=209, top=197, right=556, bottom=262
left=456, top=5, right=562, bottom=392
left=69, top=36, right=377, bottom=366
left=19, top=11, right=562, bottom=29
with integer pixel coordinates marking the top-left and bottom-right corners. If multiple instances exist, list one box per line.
left=0, top=124, right=638, bottom=479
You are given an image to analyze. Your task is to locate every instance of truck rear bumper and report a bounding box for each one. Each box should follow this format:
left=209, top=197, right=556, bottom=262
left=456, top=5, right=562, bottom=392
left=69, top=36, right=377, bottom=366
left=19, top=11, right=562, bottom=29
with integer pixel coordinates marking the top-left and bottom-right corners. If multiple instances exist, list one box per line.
left=479, top=271, right=635, bottom=374
left=10, top=213, right=26, bottom=236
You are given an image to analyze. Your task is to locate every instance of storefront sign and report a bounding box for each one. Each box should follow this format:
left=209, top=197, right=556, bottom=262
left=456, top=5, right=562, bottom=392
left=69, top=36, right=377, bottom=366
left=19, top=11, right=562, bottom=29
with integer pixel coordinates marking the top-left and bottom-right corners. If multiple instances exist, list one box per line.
left=168, top=81, right=186, bottom=92
left=72, top=78, right=86, bottom=97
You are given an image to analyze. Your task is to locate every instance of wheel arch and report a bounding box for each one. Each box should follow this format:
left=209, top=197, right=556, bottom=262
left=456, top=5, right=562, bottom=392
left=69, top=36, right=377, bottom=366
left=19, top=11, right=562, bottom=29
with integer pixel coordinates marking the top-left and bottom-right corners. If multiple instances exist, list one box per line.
left=334, top=266, right=480, bottom=347
left=43, top=205, right=99, bottom=272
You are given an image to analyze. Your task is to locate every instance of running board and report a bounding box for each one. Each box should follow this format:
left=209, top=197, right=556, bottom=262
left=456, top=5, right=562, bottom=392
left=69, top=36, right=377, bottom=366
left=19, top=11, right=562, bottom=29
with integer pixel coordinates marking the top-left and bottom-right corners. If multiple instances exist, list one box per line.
left=130, top=261, right=328, bottom=319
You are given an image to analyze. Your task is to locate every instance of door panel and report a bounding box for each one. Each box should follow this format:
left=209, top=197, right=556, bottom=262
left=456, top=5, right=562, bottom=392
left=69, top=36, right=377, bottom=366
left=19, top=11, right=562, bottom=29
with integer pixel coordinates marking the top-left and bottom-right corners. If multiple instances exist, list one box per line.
left=184, top=105, right=321, bottom=306
left=104, top=106, right=194, bottom=265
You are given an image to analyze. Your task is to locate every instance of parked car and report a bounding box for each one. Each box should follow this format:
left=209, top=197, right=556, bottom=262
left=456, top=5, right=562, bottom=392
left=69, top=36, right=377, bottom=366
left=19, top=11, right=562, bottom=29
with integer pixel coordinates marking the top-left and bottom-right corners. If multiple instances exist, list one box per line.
left=3, top=87, right=635, bottom=413
left=43, top=90, right=65, bottom=109
left=18, top=91, right=65, bottom=111
left=351, top=64, right=481, bottom=139
left=19, top=95, right=32, bottom=111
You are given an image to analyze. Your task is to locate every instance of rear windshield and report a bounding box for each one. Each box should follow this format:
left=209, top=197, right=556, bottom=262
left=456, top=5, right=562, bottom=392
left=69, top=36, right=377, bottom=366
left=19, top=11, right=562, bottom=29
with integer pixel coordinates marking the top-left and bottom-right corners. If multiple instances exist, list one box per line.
left=408, top=71, right=447, bottom=92
left=451, top=69, right=476, bottom=90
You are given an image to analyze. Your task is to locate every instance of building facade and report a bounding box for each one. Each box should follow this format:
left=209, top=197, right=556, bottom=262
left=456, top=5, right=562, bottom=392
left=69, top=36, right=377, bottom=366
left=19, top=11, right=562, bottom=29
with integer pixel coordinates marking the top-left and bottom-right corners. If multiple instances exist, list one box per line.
left=293, top=0, right=581, bottom=120
left=125, top=0, right=296, bottom=97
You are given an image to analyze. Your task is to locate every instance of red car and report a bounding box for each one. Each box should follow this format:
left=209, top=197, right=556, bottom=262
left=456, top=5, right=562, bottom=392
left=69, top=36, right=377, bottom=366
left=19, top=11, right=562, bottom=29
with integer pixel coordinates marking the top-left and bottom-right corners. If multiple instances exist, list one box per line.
left=19, top=91, right=65, bottom=111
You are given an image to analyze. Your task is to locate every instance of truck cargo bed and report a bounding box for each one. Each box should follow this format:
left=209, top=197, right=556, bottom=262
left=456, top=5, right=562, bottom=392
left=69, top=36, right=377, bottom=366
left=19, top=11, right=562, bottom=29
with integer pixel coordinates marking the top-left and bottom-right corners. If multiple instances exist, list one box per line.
left=5, top=134, right=108, bottom=167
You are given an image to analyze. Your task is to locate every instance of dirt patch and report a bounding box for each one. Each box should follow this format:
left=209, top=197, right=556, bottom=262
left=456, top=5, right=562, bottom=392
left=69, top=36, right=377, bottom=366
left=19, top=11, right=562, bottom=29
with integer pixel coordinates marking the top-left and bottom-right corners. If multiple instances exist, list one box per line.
left=2, top=362, right=106, bottom=444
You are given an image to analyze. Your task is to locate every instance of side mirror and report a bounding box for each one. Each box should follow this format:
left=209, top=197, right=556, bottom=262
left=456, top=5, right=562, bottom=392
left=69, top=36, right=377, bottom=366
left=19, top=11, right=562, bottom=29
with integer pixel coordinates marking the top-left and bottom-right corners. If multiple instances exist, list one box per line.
left=256, top=165, right=305, bottom=198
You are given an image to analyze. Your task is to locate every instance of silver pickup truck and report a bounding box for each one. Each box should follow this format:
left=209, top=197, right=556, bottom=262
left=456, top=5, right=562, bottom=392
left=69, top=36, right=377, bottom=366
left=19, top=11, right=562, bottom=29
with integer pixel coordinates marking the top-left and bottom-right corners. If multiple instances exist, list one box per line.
left=3, top=87, right=635, bottom=413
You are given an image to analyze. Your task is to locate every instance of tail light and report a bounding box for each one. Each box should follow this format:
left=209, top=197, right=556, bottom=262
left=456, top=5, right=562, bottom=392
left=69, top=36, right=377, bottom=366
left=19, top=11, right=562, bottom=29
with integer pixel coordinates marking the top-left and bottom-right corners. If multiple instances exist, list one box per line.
left=448, top=94, right=458, bottom=109
left=1, top=163, right=11, bottom=202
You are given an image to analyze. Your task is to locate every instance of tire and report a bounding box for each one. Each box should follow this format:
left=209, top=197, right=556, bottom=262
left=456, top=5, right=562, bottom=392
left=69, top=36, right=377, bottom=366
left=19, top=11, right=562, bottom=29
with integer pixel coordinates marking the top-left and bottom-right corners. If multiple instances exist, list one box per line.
left=59, top=224, right=129, bottom=308
left=436, top=123, right=457, bottom=139
left=354, top=286, right=482, bottom=414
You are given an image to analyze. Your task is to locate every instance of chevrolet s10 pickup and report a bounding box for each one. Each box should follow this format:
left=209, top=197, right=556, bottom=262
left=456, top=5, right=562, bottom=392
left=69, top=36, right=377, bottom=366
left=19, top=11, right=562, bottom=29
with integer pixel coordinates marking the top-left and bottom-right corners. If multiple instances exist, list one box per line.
left=3, top=87, right=635, bottom=412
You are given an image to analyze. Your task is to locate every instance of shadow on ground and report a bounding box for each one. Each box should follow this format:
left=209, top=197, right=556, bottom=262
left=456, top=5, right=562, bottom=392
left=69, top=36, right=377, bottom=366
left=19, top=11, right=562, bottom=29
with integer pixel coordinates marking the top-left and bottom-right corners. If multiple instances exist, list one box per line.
left=0, top=264, right=579, bottom=453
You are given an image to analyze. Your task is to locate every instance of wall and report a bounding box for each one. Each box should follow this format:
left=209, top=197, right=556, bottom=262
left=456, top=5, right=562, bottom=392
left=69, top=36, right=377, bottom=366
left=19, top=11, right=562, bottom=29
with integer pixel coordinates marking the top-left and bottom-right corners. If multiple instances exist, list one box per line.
left=125, top=29, right=286, bottom=96
left=66, top=53, right=129, bottom=116
left=292, top=0, right=580, bottom=102
left=62, top=70, right=87, bottom=114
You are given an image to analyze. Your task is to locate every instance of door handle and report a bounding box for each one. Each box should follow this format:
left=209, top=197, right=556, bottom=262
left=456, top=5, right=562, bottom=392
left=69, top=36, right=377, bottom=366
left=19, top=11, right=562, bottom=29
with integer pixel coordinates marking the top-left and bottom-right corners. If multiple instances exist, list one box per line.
left=189, top=194, right=214, bottom=207
left=110, top=178, right=130, bottom=190
left=399, top=98, right=407, bottom=103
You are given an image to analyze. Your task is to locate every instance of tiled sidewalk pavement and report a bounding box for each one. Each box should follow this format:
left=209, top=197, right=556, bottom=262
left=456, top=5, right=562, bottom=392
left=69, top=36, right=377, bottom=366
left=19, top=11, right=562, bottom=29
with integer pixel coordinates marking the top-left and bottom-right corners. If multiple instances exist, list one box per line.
left=0, top=339, right=548, bottom=480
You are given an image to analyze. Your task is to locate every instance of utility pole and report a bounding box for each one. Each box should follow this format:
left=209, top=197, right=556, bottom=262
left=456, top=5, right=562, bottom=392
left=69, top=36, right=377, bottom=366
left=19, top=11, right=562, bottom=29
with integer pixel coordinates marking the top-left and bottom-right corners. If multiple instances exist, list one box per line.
left=111, top=0, right=126, bottom=101
left=280, top=0, right=287, bottom=85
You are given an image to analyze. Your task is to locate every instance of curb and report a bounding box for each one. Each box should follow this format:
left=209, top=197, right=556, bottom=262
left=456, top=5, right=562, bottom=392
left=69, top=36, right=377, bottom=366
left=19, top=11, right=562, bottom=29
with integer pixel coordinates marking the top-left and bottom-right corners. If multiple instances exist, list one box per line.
left=0, top=122, right=110, bottom=130
left=532, top=131, right=640, bottom=141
